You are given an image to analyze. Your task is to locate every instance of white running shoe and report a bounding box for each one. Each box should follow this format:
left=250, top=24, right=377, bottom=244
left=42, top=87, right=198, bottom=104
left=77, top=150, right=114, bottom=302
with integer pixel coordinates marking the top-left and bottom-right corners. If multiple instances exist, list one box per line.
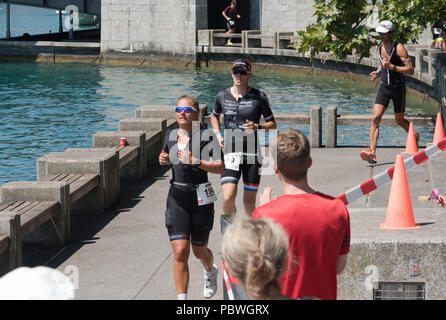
left=203, top=264, right=218, bottom=299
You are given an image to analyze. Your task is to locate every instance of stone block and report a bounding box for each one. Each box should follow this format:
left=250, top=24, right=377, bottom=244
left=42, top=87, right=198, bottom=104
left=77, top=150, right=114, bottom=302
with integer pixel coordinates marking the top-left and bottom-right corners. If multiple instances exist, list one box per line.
left=136, top=104, right=208, bottom=127
left=0, top=181, right=70, bottom=248
left=93, top=131, right=146, bottom=180
left=325, top=105, right=337, bottom=148
left=310, top=105, right=322, bottom=148
left=36, top=150, right=119, bottom=214
left=0, top=214, right=20, bottom=276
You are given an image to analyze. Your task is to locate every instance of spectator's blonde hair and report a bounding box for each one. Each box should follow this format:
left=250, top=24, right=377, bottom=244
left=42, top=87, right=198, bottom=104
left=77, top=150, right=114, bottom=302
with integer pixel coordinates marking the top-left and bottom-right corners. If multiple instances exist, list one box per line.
left=272, top=129, right=311, bottom=181
left=222, top=216, right=289, bottom=298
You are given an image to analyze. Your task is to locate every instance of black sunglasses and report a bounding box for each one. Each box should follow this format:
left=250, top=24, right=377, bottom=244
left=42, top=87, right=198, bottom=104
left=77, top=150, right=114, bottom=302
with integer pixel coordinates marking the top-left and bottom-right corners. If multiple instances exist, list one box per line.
left=232, top=69, right=248, bottom=75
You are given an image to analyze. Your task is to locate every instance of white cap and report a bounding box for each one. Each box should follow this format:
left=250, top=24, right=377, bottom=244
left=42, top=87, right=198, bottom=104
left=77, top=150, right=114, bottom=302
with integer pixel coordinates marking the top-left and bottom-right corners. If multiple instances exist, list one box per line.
left=376, top=21, right=394, bottom=33
left=0, top=266, right=75, bottom=300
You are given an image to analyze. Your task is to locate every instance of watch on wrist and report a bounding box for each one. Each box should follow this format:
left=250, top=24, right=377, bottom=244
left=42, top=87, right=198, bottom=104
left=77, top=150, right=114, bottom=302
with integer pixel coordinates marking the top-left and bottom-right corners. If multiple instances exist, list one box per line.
left=393, top=65, right=397, bottom=72
left=257, top=124, right=262, bottom=130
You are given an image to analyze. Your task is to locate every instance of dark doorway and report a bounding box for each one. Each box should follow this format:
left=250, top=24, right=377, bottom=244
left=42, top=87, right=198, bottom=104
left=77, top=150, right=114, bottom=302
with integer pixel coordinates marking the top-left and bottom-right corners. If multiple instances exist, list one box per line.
left=207, top=0, right=252, bottom=32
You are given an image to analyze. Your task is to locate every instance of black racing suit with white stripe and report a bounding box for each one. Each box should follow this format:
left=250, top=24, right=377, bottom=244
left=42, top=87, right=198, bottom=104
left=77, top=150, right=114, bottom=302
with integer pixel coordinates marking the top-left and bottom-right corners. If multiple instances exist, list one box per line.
left=213, top=87, right=275, bottom=189
left=375, top=41, right=407, bottom=113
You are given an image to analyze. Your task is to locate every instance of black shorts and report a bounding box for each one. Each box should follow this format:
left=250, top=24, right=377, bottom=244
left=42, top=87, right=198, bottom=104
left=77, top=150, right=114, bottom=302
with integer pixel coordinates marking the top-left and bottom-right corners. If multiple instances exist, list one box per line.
left=374, top=82, right=406, bottom=113
left=226, top=20, right=235, bottom=30
left=165, top=184, right=214, bottom=246
left=221, top=160, right=261, bottom=192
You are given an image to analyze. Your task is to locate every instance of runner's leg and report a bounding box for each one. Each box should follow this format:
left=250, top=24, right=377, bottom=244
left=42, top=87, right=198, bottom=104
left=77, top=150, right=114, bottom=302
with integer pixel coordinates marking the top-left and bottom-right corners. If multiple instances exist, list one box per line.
left=222, top=183, right=238, bottom=215
left=370, top=104, right=386, bottom=152
left=243, top=190, right=257, bottom=215
left=394, top=112, right=410, bottom=132
left=171, top=239, right=190, bottom=295
left=192, top=245, right=214, bottom=272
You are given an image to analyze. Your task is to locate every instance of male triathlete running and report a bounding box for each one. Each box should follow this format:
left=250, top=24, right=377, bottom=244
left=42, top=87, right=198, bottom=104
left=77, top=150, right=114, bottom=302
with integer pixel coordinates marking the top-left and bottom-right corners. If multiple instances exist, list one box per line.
left=159, top=95, right=224, bottom=300
left=210, top=58, right=277, bottom=216
left=360, top=21, right=417, bottom=164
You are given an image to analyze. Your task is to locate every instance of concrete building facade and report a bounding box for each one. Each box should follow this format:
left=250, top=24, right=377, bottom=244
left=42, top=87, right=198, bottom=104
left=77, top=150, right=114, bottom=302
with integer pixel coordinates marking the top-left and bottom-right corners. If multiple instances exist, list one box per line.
left=101, top=0, right=208, bottom=58
left=100, top=0, right=433, bottom=59
left=100, top=0, right=318, bottom=58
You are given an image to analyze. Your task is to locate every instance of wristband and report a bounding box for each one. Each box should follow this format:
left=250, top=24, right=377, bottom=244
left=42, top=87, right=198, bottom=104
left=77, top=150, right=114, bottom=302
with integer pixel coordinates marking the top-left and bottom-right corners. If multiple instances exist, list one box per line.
left=393, top=65, right=397, bottom=72
left=376, top=69, right=381, bottom=74
left=258, top=124, right=262, bottom=130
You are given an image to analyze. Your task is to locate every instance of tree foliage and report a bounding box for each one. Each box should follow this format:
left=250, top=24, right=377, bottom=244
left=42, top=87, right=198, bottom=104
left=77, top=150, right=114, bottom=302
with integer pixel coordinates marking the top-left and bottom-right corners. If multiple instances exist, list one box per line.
left=294, top=0, right=446, bottom=61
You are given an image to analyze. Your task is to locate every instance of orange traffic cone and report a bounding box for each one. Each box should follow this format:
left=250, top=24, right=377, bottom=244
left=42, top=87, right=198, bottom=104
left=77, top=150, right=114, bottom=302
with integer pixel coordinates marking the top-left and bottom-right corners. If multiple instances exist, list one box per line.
left=404, top=122, right=418, bottom=154
left=433, top=112, right=445, bottom=144
left=380, top=154, right=419, bottom=230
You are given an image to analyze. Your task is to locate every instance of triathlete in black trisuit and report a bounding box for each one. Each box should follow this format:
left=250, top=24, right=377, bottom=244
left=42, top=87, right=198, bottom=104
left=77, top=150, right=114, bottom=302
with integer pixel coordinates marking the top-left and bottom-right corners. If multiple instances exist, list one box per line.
left=210, top=58, right=276, bottom=216
left=360, top=21, right=416, bottom=164
left=159, top=95, right=224, bottom=300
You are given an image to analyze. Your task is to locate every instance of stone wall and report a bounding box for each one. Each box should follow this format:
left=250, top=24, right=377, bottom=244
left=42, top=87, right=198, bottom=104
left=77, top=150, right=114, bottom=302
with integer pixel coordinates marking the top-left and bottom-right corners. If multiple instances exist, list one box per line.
left=261, top=0, right=316, bottom=36
left=101, top=0, right=206, bottom=59
left=100, top=0, right=433, bottom=59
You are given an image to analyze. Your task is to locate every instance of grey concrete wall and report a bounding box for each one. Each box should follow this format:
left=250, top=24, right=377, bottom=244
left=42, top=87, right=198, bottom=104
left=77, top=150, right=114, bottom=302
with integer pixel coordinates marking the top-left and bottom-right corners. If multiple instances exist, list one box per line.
left=101, top=0, right=202, bottom=58
left=261, top=0, right=316, bottom=36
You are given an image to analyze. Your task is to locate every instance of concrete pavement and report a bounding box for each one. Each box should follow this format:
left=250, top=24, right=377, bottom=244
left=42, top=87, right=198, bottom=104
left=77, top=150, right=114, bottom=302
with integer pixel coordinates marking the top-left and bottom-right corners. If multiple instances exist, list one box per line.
left=20, top=146, right=446, bottom=299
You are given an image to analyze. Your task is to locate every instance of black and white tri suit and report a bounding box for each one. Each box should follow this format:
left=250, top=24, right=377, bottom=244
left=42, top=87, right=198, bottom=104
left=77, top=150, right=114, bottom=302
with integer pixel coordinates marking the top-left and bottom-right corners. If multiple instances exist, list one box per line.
left=213, top=87, right=275, bottom=192
left=163, top=128, right=222, bottom=246
left=374, top=41, right=407, bottom=113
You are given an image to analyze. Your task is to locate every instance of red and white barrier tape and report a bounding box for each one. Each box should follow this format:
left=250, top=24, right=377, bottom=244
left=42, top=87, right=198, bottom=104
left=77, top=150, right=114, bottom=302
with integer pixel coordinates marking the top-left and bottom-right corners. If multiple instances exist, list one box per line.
left=221, top=261, right=235, bottom=300
left=337, top=137, right=446, bottom=206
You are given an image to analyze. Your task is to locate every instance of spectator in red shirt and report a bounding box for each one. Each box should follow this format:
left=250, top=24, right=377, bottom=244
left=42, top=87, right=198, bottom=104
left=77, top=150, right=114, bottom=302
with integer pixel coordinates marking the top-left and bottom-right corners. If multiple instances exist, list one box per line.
left=252, top=129, right=350, bottom=300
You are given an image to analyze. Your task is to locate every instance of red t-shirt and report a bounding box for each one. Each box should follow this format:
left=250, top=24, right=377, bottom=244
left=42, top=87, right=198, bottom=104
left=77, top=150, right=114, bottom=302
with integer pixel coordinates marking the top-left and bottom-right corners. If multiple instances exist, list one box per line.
left=252, top=192, right=350, bottom=300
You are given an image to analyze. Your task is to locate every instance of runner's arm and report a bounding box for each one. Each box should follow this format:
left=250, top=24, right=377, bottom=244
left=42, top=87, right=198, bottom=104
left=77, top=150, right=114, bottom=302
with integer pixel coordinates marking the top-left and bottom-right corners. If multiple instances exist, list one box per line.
left=393, top=44, right=414, bottom=75
left=222, top=7, right=230, bottom=20
left=210, top=113, right=224, bottom=144
left=159, top=149, right=171, bottom=165
left=259, top=93, right=277, bottom=130
left=197, top=159, right=225, bottom=174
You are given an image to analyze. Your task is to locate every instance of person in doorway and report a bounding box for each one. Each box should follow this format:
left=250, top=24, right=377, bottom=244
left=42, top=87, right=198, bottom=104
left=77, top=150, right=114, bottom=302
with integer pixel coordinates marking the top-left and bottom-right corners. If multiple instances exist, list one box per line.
left=222, top=0, right=241, bottom=46
left=159, top=95, right=225, bottom=300
left=252, top=129, right=350, bottom=300
left=361, top=21, right=417, bottom=164
left=210, top=58, right=277, bottom=216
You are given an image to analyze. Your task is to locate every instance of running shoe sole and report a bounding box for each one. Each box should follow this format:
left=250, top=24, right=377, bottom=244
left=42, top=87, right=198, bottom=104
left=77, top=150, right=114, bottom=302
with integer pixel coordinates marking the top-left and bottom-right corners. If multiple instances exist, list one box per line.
left=360, top=150, right=377, bottom=164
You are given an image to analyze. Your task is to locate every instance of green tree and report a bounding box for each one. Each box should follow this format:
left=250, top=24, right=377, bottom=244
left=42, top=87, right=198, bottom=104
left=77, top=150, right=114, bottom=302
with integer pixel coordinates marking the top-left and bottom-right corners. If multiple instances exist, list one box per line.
left=294, top=0, right=446, bottom=61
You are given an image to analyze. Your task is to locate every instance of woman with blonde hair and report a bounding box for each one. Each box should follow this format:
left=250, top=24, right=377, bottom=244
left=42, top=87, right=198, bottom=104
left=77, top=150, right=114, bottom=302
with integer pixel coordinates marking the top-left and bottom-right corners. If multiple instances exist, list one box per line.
left=222, top=216, right=292, bottom=300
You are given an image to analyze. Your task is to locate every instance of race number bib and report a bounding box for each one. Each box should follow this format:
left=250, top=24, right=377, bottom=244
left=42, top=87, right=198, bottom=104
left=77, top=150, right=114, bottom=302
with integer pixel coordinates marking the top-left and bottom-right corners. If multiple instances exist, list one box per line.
left=196, top=182, right=217, bottom=206
left=224, top=152, right=241, bottom=171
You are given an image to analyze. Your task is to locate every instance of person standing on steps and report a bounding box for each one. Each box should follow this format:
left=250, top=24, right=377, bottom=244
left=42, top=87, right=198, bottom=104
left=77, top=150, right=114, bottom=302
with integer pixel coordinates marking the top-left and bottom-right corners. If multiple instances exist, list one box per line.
left=222, top=0, right=241, bottom=46
left=361, top=20, right=417, bottom=164
left=159, top=95, right=225, bottom=300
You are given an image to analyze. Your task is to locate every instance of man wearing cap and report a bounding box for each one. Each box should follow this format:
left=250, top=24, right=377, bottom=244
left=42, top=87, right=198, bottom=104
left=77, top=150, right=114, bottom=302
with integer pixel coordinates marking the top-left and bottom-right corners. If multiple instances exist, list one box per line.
left=210, top=58, right=277, bottom=216
left=360, top=21, right=416, bottom=164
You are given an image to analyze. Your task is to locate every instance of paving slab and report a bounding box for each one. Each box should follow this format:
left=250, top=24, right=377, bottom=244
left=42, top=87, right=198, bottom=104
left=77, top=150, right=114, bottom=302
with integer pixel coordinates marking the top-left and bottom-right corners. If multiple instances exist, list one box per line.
left=17, top=146, right=446, bottom=300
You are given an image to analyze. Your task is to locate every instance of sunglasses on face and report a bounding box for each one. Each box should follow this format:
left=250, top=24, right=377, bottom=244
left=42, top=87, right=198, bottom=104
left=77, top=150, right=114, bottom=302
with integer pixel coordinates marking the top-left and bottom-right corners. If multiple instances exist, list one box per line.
left=232, top=69, right=248, bottom=75
left=175, top=106, right=197, bottom=113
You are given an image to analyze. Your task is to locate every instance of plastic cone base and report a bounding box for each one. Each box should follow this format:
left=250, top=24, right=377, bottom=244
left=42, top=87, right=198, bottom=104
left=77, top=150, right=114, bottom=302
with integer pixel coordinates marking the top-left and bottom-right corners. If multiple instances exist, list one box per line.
left=380, top=154, right=419, bottom=230
left=380, top=223, right=419, bottom=230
